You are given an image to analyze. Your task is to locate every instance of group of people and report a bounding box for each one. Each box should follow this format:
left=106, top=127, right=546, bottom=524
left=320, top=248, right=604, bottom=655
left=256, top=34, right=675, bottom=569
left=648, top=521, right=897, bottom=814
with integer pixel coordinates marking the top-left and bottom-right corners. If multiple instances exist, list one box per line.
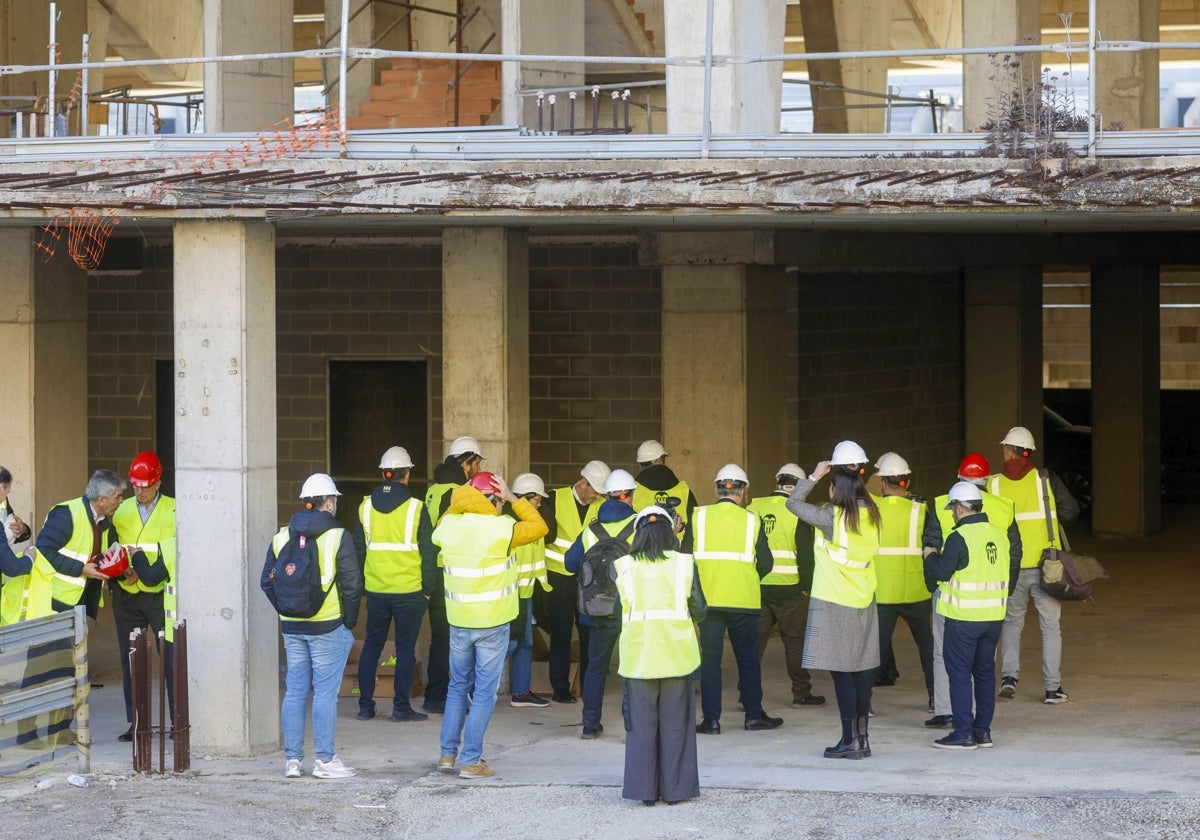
left=0, top=453, right=178, bottom=747
left=263, top=425, right=1077, bottom=805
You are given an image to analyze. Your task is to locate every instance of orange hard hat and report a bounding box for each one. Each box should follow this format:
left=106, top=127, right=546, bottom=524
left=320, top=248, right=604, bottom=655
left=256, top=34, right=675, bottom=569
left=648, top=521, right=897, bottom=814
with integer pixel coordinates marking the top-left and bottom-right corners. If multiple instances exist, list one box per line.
left=129, top=451, right=163, bottom=487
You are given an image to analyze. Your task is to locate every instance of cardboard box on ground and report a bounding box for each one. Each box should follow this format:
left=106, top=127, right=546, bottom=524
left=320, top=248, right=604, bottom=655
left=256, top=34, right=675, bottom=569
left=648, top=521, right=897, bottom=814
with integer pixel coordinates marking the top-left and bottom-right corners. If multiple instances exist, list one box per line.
left=341, top=626, right=583, bottom=698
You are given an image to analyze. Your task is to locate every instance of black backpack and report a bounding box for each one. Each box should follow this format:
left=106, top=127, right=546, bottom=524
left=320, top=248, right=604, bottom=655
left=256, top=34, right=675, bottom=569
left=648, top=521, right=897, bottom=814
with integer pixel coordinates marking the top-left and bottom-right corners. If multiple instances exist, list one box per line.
left=267, top=532, right=335, bottom=618
left=577, top=520, right=636, bottom=618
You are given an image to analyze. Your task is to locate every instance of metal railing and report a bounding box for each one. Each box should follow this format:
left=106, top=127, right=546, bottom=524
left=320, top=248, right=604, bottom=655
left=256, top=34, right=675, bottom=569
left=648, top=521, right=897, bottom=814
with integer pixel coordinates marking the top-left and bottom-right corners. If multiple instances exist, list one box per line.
left=0, top=0, right=1194, bottom=157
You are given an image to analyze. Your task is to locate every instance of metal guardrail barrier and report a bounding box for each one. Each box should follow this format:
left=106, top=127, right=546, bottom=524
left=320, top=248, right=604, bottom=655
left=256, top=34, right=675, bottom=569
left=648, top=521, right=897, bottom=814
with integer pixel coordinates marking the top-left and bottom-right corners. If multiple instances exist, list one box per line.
left=0, top=607, right=90, bottom=776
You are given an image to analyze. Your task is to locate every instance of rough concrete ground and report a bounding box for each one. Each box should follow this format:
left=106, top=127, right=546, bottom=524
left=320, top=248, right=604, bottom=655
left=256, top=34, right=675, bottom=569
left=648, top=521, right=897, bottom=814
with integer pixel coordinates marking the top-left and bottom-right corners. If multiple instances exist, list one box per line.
left=3, top=506, right=1199, bottom=839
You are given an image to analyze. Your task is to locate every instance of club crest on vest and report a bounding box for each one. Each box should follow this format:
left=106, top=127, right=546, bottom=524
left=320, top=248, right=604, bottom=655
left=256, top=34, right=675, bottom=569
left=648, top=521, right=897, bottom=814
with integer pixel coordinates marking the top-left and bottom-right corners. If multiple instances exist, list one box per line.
left=761, top=513, right=777, bottom=536
left=285, top=563, right=296, bottom=576
left=985, top=542, right=998, bottom=565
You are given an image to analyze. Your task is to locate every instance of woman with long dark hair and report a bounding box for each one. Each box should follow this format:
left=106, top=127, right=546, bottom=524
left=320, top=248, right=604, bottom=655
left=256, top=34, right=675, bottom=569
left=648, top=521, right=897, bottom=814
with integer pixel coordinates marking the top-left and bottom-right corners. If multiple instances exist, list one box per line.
left=615, top=505, right=706, bottom=806
left=786, top=441, right=882, bottom=759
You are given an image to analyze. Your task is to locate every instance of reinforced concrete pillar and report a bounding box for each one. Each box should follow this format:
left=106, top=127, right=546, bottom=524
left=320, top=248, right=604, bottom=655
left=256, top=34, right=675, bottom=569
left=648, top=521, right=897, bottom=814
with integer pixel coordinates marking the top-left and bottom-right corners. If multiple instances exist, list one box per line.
left=1091, top=265, right=1160, bottom=536
left=962, top=0, right=1040, bottom=131
left=202, top=0, right=293, bottom=131
left=1096, top=1, right=1159, bottom=130
left=799, top=0, right=889, bottom=133
left=646, top=232, right=781, bottom=493
left=0, top=230, right=88, bottom=523
left=501, top=0, right=585, bottom=127
left=441, top=228, right=530, bottom=480
left=962, top=266, right=1042, bottom=461
left=664, top=0, right=787, bottom=134
left=173, top=220, right=278, bottom=755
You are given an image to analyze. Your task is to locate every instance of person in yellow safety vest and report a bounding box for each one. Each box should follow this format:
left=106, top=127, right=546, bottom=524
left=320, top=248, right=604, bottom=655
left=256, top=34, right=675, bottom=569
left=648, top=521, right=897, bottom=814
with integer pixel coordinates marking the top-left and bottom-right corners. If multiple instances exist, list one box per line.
left=505, top=472, right=553, bottom=710
left=989, top=426, right=1079, bottom=706
left=922, top=481, right=1016, bottom=750
left=869, top=451, right=935, bottom=714
left=261, top=473, right=361, bottom=780
left=421, top=436, right=486, bottom=715
left=0, top=466, right=32, bottom=547
left=432, top=471, right=547, bottom=780
left=787, top=441, right=883, bottom=760
left=692, top=464, right=782, bottom=735
left=922, top=453, right=1021, bottom=729
left=111, top=450, right=176, bottom=743
left=631, top=440, right=698, bottom=525
left=353, top=446, right=438, bottom=724
left=0, top=465, right=33, bottom=626
left=564, top=468, right=639, bottom=739
left=541, top=459, right=609, bottom=704
left=615, top=505, right=706, bottom=807
left=745, top=463, right=824, bottom=709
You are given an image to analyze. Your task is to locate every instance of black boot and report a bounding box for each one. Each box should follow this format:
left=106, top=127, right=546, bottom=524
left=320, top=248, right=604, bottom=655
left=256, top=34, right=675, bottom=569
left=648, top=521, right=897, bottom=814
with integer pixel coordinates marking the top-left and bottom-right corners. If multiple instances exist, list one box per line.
left=856, top=715, right=871, bottom=758
left=823, top=719, right=859, bottom=759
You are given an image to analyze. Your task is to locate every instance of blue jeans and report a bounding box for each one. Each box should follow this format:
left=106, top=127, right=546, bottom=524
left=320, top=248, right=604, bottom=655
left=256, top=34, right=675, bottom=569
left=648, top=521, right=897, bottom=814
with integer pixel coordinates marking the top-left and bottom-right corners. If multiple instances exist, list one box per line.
left=508, top=598, right=533, bottom=696
left=581, top=617, right=622, bottom=730
left=943, top=618, right=1003, bottom=740
left=282, top=624, right=354, bottom=762
left=358, top=592, right=428, bottom=715
left=440, top=624, right=508, bottom=766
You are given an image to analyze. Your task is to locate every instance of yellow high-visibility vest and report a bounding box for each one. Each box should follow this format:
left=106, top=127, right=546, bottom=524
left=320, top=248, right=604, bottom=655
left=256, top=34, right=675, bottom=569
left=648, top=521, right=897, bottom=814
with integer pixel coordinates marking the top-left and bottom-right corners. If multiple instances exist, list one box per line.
left=273, top=527, right=344, bottom=625
left=747, top=494, right=801, bottom=587
left=632, top=479, right=692, bottom=525
left=936, top=520, right=1011, bottom=622
left=113, top=495, right=175, bottom=595
left=811, top=507, right=880, bottom=609
left=434, top=513, right=519, bottom=629
left=360, top=496, right=423, bottom=594
left=989, top=471, right=1060, bottom=569
left=546, top=487, right=599, bottom=576
left=693, top=503, right=761, bottom=610
left=615, top=550, right=701, bottom=679
left=872, top=495, right=929, bottom=604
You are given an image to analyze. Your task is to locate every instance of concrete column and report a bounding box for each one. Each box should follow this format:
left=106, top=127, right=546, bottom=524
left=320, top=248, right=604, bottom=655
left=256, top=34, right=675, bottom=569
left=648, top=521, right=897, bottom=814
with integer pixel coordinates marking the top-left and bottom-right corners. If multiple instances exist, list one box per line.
left=441, top=228, right=530, bottom=480
left=500, top=0, right=585, bottom=128
left=173, top=221, right=278, bottom=755
left=1091, top=265, right=1160, bottom=537
left=0, top=230, right=88, bottom=524
left=962, top=0, right=1040, bottom=131
left=799, top=0, right=889, bottom=133
left=647, top=232, right=779, bottom=493
left=1096, top=1, right=1159, bottom=130
left=962, top=266, right=1042, bottom=460
left=664, top=0, right=787, bottom=135
left=202, top=0, right=293, bottom=132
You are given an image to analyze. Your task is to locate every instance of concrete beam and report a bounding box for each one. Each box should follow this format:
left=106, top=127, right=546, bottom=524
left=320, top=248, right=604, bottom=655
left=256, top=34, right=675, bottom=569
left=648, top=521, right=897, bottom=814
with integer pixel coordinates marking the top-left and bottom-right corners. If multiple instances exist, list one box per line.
left=1091, top=265, right=1161, bottom=536
left=97, top=0, right=204, bottom=86
left=202, top=0, right=293, bottom=132
left=638, top=230, right=774, bottom=266
left=0, top=230, right=88, bottom=525
left=173, top=220, right=279, bottom=755
left=441, top=228, right=530, bottom=480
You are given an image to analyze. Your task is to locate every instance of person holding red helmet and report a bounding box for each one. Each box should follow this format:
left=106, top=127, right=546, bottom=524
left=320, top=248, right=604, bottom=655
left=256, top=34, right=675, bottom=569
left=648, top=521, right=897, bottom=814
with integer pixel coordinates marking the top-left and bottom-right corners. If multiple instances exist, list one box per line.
left=921, top=453, right=1021, bottom=727
left=111, top=451, right=176, bottom=742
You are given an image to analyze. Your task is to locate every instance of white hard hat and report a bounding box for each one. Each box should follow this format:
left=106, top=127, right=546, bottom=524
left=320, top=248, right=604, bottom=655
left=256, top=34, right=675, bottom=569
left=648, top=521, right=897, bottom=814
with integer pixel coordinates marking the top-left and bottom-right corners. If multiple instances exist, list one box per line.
left=604, top=468, right=637, bottom=494
left=776, top=463, right=805, bottom=482
left=299, top=473, right=340, bottom=499
left=830, top=440, right=869, bottom=466
left=634, top=505, right=673, bottom=528
left=379, top=445, right=415, bottom=470
left=511, top=472, right=548, bottom=498
left=581, top=460, right=612, bottom=494
left=946, top=480, right=983, bottom=508
left=874, top=451, right=912, bottom=478
left=636, top=440, right=667, bottom=462
left=1000, top=426, right=1037, bottom=451
left=448, top=436, right=484, bottom=458
left=715, top=464, right=749, bottom=486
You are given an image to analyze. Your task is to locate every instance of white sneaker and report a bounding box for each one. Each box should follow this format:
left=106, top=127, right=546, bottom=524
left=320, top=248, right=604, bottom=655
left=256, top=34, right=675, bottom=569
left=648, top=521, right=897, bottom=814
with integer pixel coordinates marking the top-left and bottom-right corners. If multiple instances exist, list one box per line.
left=284, top=759, right=302, bottom=779
left=312, top=755, right=356, bottom=779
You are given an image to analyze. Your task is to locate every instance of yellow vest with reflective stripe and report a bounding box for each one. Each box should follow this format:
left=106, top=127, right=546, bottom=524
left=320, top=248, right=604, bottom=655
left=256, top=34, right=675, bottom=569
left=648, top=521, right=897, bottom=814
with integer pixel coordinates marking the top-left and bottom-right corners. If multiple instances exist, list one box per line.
left=360, top=496, right=423, bottom=594
left=0, top=557, right=33, bottom=624
left=273, top=527, right=344, bottom=624
left=29, top=498, right=108, bottom=614
left=989, top=471, right=1060, bottom=569
left=514, top=536, right=551, bottom=599
left=161, top=538, right=178, bottom=643
left=632, top=480, right=692, bottom=525
left=934, top=490, right=1015, bottom=550
left=811, top=507, right=879, bottom=609
left=936, top=519, right=1010, bottom=621
left=434, top=513, right=518, bottom=629
left=747, top=494, right=800, bottom=587
left=872, top=494, right=929, bottom=604
left=547, top=487, right=599, bottom=576
left=693, top=502, right=761, bottom=610
left=113, top=495, right=175, bottom=594
left=615, top=550, right=701, bottom=679
left=580, top=516, right=637, bottom=551
left=425, top=482, right=459, bottom=568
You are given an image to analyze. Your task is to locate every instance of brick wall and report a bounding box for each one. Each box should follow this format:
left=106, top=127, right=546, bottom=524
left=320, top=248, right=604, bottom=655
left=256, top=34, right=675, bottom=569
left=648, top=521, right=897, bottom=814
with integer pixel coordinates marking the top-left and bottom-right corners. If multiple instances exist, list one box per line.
left=791, top=270, right=963, bottom=494
left=528, top=243, right=663, bottom=488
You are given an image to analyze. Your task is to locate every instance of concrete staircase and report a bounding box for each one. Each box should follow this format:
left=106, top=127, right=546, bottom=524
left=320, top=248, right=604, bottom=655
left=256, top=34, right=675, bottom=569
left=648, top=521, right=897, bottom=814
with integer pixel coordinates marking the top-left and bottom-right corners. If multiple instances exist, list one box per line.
left=347, top=58, right=501, bottom=130
left=625, top=0, right=654, bottom=45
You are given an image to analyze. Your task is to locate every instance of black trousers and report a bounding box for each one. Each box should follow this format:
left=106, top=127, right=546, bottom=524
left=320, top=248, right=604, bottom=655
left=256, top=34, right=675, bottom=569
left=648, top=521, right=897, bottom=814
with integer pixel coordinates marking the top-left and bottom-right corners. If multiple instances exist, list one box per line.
left=544, top=569, right=589, bottom=695
left=877, top=599, right=935, bottom=701
left=700, top=608, right=762, bottom=722
left=424, top=574, right=449, bottom=705
left=358, top=592, right=428, bottom=714
left=111, top=584, right=173, bottom=724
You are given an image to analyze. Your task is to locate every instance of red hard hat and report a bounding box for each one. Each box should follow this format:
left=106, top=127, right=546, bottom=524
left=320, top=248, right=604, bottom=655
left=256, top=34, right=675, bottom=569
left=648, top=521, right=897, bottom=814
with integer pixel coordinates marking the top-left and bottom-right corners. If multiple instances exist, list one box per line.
left=468, top=471, right=500, bottom=496
left=957, top=453, right=991, bottom=480
left=129, top=451, right=164, bottom=487
left=97, top=544, right=130, bottom=579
